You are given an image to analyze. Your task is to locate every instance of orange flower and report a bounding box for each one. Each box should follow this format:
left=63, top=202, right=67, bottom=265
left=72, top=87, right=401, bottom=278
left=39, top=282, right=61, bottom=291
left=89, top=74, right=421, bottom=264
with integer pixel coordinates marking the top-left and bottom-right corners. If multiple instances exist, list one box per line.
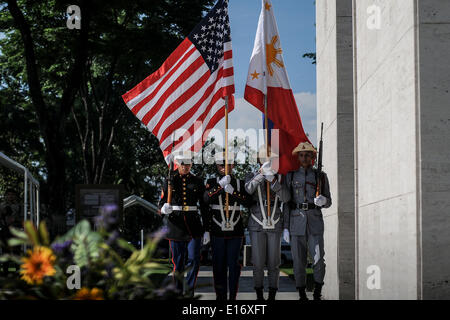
left=20, top=246, right=56, bottom=285
left=73, top=287, right=104, bottom=300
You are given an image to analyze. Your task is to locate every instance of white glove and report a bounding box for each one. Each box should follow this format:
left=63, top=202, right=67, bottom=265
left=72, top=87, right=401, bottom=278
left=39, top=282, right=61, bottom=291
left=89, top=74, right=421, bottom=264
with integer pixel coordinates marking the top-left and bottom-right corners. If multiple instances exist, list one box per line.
left=283, top=229, right=290, bottom=244
left=260, top=161, right=276, bottom=181
left=203, top=232, right=210, bottom=245
left=219, top=175, right=231, bottom=188
left=224, top=184, right=234, bottom=194
left=314, top=195, right=327, bottom=207
left=161, top=203, right=173, bottom=215
left=261, top=161, right=271, bottom=171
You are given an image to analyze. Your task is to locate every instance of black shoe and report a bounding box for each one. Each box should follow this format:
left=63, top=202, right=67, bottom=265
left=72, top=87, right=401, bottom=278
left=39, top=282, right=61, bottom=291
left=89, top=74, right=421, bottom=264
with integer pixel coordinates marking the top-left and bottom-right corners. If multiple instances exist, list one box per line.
left=216, top=293, right=227, bottom=301
left=298, top=286, right=309, bottom=301
left=268, top=287, right=277, bottom=301
left=313, top=282, right=324, bottom=301
left=255, top=287, right=265, bottom=301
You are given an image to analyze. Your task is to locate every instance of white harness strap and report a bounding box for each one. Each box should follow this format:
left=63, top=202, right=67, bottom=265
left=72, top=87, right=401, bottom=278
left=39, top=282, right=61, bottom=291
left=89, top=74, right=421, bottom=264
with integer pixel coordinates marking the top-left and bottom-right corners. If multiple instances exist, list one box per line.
left=251, top=174, right=281, bottom=227
left=212, top=177, right=241, bottom=228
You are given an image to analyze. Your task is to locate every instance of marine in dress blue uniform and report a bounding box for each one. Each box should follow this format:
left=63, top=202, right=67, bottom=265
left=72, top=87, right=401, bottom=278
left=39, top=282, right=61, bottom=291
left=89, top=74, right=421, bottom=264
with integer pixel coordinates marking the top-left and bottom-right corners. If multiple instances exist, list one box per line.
left=158, top=151, right=207, bottom=297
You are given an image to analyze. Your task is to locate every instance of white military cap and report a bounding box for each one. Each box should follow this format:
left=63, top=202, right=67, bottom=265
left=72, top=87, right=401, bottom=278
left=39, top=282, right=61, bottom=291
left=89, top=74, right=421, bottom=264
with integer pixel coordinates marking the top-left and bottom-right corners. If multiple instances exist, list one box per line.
left=173, top=150, right=195, bottom=163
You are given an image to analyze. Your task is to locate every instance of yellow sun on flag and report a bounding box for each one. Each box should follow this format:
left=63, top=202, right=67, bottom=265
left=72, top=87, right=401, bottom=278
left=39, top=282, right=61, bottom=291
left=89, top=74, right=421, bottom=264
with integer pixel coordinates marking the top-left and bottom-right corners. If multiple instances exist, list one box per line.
left=266, top=35, right=284, bottom=77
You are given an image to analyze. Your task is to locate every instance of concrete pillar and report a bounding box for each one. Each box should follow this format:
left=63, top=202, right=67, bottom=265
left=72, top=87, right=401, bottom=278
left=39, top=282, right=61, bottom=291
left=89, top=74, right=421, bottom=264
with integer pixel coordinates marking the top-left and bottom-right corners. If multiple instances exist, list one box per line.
left=316, top=0, right=355, bottom=300
left=353, top=0, right=450, bottom=299
left=418, top=0, right=450, bottom=300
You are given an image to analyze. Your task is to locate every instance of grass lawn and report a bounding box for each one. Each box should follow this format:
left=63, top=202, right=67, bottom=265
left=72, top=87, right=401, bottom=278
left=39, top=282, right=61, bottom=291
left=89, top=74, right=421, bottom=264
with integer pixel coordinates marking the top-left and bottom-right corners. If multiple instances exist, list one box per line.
left=280, top=267, right=313, bottom=277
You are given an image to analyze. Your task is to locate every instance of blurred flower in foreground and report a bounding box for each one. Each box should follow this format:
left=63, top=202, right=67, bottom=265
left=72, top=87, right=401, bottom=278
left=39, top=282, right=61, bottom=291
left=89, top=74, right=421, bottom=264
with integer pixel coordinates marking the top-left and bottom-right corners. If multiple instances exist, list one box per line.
left=20, top=246, right=56, bottom=285
left=51, top=240, right=72, bottom=254
left=95, top=204, right=119, bottom=232
left=73, top=287, right=104, bottom=300
left=150, top=226, right=168, bottom=242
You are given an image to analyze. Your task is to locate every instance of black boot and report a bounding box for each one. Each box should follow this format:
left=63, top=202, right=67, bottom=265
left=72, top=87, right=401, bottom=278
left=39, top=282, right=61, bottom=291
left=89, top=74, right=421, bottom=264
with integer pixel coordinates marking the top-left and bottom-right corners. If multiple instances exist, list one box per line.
left=268, top=287, right=277, bottom=301
left=313, top=282, right=324, bottom=300
left=255, top=287, right=265, bottom=301
left=298, top=286, right=309, bottom=301
left=216, top=293, right=227, bottom=301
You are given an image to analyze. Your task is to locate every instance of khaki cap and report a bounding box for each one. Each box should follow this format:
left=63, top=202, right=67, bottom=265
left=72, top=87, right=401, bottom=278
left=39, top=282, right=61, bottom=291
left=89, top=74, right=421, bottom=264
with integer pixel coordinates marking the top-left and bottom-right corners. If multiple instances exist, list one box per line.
left=292, top=142, right=317, bottom=155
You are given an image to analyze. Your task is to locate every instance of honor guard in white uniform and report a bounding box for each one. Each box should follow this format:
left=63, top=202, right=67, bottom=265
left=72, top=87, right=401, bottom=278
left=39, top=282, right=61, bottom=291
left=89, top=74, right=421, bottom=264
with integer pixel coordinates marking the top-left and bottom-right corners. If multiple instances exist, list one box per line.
left=245, top=146, right=290, bottom=301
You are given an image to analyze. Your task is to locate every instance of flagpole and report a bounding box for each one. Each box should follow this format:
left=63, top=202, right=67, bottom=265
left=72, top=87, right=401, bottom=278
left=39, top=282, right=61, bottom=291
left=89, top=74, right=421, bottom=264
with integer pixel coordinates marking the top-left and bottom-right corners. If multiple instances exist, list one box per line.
left=264, top=94, right=271, bottom=221
left=224, top=96, right=230, bottom=225
left=167, top=136, right=176, bottom=205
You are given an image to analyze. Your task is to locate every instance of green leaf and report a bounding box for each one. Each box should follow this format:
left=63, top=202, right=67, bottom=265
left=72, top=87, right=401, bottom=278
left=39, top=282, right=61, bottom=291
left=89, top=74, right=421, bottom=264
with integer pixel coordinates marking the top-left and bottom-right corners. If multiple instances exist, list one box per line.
left=8, top=238, right=27, bottom=247
left=24, top=221, right=39, bottom=246
left=116, top=239, right=136, bottom=252
left=38, top=221, right=50, bottom=246
left=9, top=227, right=28, bottom=240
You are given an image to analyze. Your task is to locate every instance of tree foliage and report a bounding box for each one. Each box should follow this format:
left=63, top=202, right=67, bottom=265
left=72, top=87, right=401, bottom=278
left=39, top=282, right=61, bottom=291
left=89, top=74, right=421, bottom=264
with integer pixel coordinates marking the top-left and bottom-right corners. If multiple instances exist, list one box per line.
left=0, top=0, right=214, bottom=235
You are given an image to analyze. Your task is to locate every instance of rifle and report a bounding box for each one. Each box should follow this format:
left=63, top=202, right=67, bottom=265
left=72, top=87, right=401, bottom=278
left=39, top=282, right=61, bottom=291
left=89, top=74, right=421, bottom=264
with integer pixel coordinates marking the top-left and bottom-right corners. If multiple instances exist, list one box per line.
left=167, top=139, right=175, bottom=204
left=315, top=122, right=324, bottom=197
left=167, top=159, right=174, bottom=204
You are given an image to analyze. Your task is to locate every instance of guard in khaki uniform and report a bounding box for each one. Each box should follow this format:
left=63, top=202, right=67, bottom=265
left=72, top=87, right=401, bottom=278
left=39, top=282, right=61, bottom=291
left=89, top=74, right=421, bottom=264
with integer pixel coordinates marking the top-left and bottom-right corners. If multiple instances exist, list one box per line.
left=203, top=151, right=251, bottom=300
left=282, top=142, right=332, bottom=300
left=158, top=150, right=207, bottom=297
left=245, top=146, right=290, bottom=301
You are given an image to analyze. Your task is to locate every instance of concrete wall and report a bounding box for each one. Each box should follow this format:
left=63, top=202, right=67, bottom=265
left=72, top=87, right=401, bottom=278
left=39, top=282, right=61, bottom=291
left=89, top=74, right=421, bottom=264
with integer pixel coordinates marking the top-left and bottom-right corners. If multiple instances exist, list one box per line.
left=354, top=0, right=419, bottom=300
left=316, top=0, right=450, bottom=300
left=316, top=0, right=355, bottom=300
left=417, top=0, right=450, bottom=299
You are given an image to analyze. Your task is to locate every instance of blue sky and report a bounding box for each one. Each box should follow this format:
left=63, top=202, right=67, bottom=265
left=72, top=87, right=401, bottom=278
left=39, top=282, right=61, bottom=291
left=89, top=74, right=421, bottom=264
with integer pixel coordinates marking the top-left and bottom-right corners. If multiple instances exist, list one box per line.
left=229, top=0, right=316, bottom=96
left=215, top=0, right=318, bottom=145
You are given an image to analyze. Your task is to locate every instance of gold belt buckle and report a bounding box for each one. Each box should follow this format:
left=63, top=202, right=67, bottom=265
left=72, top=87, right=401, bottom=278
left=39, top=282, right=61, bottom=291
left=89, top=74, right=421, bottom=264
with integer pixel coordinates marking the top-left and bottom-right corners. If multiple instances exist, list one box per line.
left=183, top=206, right=189, bottom=211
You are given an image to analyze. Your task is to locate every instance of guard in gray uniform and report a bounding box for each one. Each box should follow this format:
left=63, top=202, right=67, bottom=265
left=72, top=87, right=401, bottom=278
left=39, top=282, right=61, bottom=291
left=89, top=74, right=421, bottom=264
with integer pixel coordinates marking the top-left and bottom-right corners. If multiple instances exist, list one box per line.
left=245, top=146, right=290, bottom=301
left=283, top=142, right=332, bottom=301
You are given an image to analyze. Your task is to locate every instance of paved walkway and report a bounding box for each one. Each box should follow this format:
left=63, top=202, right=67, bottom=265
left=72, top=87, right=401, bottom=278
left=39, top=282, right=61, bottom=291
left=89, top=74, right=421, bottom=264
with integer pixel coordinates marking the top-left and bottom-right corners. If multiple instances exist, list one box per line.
left=173, top=266, right=313, bottom=300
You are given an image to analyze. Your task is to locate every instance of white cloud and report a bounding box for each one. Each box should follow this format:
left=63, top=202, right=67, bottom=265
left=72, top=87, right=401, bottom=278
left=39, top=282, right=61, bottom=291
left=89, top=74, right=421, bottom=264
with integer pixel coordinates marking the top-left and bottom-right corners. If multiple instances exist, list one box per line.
left=212, top=91, right=317, bottom=145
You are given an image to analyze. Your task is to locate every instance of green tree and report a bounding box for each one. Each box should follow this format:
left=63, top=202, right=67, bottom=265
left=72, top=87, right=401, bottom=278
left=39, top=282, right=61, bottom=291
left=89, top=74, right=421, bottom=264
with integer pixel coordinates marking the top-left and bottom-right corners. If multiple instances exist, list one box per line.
left=0, top=0, right=214, bottom=234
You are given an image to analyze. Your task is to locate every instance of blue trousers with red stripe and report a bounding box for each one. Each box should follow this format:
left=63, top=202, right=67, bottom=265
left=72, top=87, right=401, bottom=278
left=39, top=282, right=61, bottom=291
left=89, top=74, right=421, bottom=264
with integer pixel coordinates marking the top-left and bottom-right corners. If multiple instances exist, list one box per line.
left=211, top=236, right=243, bottom=299
left=169, top=238, right=201, bottom=294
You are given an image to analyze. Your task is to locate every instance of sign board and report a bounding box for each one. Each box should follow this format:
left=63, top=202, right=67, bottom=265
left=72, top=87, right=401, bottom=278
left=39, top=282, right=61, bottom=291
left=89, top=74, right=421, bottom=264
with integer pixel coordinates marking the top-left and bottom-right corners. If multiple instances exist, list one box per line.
left=75, top=184, right=124, bottom=229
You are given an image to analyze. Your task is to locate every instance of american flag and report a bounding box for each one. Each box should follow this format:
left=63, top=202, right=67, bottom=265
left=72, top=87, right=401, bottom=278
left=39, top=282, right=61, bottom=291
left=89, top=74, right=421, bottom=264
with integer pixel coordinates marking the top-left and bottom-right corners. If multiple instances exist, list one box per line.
left=122, top=0, right=234, bottom=161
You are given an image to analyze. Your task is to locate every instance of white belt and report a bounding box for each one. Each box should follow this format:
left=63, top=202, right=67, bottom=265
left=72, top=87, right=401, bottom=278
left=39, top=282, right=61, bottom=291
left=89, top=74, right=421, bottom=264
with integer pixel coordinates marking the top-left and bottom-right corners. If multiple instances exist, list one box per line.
left=210, top=204, right=241, bottom=211
left=251, top=182, right=280, bottom=229
left=172, top=205, right=198, bottom=211
left=212, top=193, right=240, bottom=231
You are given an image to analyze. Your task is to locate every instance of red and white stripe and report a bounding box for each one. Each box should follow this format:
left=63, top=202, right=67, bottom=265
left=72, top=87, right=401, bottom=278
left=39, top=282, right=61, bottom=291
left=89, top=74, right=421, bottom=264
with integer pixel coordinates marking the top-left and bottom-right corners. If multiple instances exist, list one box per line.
left=122, top=38, right=234, bottom=159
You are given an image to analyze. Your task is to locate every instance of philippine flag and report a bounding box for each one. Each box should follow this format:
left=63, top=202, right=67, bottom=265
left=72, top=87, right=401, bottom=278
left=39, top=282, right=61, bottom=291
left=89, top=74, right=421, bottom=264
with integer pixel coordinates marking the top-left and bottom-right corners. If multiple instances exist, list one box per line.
left=244, top=0, right=311, bottom=174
